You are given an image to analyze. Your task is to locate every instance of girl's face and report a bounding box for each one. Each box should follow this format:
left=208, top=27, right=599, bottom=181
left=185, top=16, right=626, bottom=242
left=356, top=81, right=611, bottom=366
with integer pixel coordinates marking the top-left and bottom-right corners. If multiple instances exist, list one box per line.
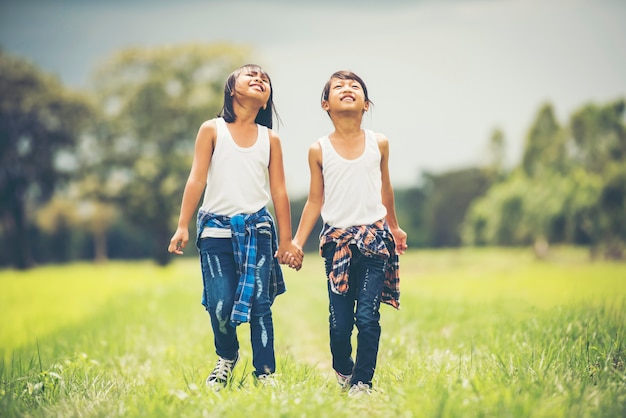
left=233, top=67, right=271, bottom=105
left=322, top=77, right=369, bottom=114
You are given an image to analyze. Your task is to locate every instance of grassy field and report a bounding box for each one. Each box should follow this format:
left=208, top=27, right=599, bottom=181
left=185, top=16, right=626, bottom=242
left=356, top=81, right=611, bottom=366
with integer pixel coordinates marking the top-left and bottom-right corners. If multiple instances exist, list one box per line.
left=1, top=247, right=625, bottom=417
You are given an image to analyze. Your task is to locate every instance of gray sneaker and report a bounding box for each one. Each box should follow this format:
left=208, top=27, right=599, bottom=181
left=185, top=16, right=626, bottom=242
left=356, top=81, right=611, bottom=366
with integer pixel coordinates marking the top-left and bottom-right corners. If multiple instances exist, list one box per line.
left=335, top=370, right=352, bottom=390
left=348, top=381, right=372, bottom=397
left=206, top=353, right=239, bottom=390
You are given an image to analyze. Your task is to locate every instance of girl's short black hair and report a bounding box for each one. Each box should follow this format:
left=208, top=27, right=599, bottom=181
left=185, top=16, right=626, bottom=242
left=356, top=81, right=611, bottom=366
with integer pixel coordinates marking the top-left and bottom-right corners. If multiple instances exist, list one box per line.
left=320, top=70, right=372, bottom=106
left=218, top=64, right=279, bottom=129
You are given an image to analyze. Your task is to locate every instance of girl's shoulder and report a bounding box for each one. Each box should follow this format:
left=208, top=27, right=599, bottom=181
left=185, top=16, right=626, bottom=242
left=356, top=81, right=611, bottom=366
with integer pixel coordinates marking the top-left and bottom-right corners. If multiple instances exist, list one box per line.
left=200, top=118, right=220, bottom=130
left=367, top=130, right=389, bottom=147
left=267, top=127, right=284, bottom=147
left=266, top=126, right=277, bottom=138
left=196, top=119, right=220, bottom=146
left=366, top=129, right=387, bottom=142
left=369, top=130, right=389, bottom=156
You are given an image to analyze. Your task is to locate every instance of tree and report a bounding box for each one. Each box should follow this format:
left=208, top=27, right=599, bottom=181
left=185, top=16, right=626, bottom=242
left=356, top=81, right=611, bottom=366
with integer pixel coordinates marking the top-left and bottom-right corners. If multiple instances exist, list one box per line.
left=462, top=173, right=530, bottom=247
left=521, top=103, right=568, bottom=177
left=569, top=99, right=626, bottom=258
left=465, top=104, right=583, bottom=253
left=464, top=99, right=625, bottom=259
left=90, top=43, right=252, bottom=265
left=484, top=127, right=506, bottom=180
left=570, top=99, right=626, bottom=173
left=0, top=51, right=93, bottom=269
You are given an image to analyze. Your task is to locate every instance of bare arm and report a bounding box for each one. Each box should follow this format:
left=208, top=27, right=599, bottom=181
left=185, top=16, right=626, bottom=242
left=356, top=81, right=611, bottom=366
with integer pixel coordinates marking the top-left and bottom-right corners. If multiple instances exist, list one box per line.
left=293, top=142, right=324, bottom=249
left=168, top=120, right=216, bottom=254
left=268, top=130, right=303, bottom=267
left=377, top=133, right=408, bottom=254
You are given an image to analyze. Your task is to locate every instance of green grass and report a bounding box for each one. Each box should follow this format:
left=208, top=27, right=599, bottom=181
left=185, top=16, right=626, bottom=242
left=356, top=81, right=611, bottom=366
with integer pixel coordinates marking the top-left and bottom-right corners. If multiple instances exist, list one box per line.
left=1, top=247, right=625, bottom=417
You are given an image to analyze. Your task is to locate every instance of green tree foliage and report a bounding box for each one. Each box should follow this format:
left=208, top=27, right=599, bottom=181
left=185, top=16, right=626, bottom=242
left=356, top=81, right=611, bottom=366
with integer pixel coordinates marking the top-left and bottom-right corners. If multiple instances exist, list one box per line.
left=570, top=100, right=626, bottom=258
left=485, top=127, right=506, bottom=180
left=464, top=99, right=625, bottom=259
left=89, top=43, right=251, bottom=265
left=521, top=103, right=568, bottom=176
left=462, top=170, right=601, bottom=249
left=570, top=100, right=626, bottom=172
left=0, top=51, right=93, bottom=269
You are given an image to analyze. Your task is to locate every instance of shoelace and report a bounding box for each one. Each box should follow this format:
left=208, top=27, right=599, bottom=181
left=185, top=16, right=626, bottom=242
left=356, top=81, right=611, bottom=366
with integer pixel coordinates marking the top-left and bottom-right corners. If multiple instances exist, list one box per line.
left=210, top=357, right=236, bottom=381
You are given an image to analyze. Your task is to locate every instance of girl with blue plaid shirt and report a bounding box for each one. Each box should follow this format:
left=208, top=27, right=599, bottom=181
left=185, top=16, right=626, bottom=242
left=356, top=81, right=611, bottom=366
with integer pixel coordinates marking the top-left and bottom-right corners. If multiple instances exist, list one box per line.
left=292, top=70, right=408, bottom=397
left=168, top=64, right=303, bottom=389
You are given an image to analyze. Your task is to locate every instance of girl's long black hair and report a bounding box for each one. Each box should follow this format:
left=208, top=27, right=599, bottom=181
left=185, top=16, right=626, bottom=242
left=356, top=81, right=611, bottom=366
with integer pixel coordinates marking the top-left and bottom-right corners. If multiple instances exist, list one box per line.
left=218, top=64, right=280, bottom=129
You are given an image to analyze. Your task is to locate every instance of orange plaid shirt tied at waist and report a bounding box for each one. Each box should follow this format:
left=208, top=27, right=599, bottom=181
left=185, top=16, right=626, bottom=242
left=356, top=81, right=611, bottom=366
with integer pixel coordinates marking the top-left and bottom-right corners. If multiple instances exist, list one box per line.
left=319, top=220, right=400, bottom=309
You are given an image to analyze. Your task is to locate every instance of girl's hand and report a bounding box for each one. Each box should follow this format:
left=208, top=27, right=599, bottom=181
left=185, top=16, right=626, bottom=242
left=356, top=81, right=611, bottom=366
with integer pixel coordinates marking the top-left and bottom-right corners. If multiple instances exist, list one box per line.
left=276, top=241, right=304, bottom=270
left=287, top=243, right=304, bottom=271
left=168, top=228, right=189, bottom=255
left=391, top=227, right=408, bottom=255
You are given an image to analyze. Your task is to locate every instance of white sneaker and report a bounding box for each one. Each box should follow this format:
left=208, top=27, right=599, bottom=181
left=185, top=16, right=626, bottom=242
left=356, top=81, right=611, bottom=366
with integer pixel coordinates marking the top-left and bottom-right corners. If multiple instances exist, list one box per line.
left=256, top=373, right=278, bottom=387
left=206, top=353, right=239, bottom=390
left=335, top=370, right=352, bottom=389
left=348, top=381, right=372, bottom=397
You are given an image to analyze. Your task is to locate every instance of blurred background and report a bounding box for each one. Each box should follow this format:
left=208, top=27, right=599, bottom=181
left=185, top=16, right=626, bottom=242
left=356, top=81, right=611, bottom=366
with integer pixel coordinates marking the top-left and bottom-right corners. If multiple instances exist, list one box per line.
left=1, top=0, right=625, bottom=269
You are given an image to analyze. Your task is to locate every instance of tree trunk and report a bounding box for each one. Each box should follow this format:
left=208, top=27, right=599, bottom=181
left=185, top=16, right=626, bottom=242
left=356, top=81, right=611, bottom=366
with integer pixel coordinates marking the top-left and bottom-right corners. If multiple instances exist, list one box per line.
left=94, top=230, right=108, bottom=263
left=604, top=238, right=625, bottom=260
left=533, top=236, right=550, bottom=260
left=10, top=197, right=34, bottom=269
left=154, top=227, right=173, bottom=266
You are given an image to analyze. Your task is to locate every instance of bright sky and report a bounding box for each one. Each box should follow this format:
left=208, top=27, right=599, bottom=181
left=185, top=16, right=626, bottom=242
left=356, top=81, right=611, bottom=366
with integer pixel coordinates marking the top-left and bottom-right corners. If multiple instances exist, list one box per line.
left=2, top=0, right=625, bottom=197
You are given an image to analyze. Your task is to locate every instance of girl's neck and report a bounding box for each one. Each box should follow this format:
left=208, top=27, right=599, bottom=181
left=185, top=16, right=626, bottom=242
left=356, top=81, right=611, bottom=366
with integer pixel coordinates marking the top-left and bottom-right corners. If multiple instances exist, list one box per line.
left=330, top=115, right=363, bottom=140
left=229, top=115, right=257, bottom=127
left=231, top=101, right=261, bottom=127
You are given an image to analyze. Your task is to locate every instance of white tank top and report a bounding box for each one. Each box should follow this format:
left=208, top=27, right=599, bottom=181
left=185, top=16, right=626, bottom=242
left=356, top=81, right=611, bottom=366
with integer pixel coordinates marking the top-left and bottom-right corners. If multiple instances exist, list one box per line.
left=320, top=129, right=387, bottom=228
left=200, top=118, right=270, bottom=218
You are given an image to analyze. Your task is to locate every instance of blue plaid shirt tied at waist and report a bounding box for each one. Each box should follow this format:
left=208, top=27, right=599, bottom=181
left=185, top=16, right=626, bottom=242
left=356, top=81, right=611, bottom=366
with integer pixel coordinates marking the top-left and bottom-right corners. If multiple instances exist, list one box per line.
left=319, top=220, right=400, bottom=309
left=196, top=207, right=286, bottom=326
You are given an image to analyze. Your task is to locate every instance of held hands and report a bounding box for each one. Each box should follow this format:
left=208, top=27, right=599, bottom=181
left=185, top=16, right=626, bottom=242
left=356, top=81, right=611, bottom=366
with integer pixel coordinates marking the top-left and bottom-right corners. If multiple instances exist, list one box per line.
left=168, top=228, right=189, bottom=255
left=391, top=227, right=408, bottom=255
left=275, top=240, right=304, bottom=271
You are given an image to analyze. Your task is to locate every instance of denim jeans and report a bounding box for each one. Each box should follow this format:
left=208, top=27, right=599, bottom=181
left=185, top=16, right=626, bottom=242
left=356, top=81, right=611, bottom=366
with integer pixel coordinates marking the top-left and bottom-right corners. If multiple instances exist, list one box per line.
left=199, top=230, right=275, bottom=377
left=323, top=241, right=389, bottom=387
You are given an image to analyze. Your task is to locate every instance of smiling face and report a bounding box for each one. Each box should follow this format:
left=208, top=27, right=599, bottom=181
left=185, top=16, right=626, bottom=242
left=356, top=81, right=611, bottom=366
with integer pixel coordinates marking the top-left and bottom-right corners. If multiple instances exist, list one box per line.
left=321, top=71, right=371, bottom=117
left=232, top=65, right=271, bottom=103
left=220, top=64, right=277, bottom=128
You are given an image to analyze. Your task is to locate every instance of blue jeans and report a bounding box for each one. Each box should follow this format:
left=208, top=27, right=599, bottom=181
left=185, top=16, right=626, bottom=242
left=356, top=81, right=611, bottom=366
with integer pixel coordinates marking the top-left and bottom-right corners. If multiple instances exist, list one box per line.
left=323, top=241, right=389, bottom=387
left=199, top=232, right=275, bottom=377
